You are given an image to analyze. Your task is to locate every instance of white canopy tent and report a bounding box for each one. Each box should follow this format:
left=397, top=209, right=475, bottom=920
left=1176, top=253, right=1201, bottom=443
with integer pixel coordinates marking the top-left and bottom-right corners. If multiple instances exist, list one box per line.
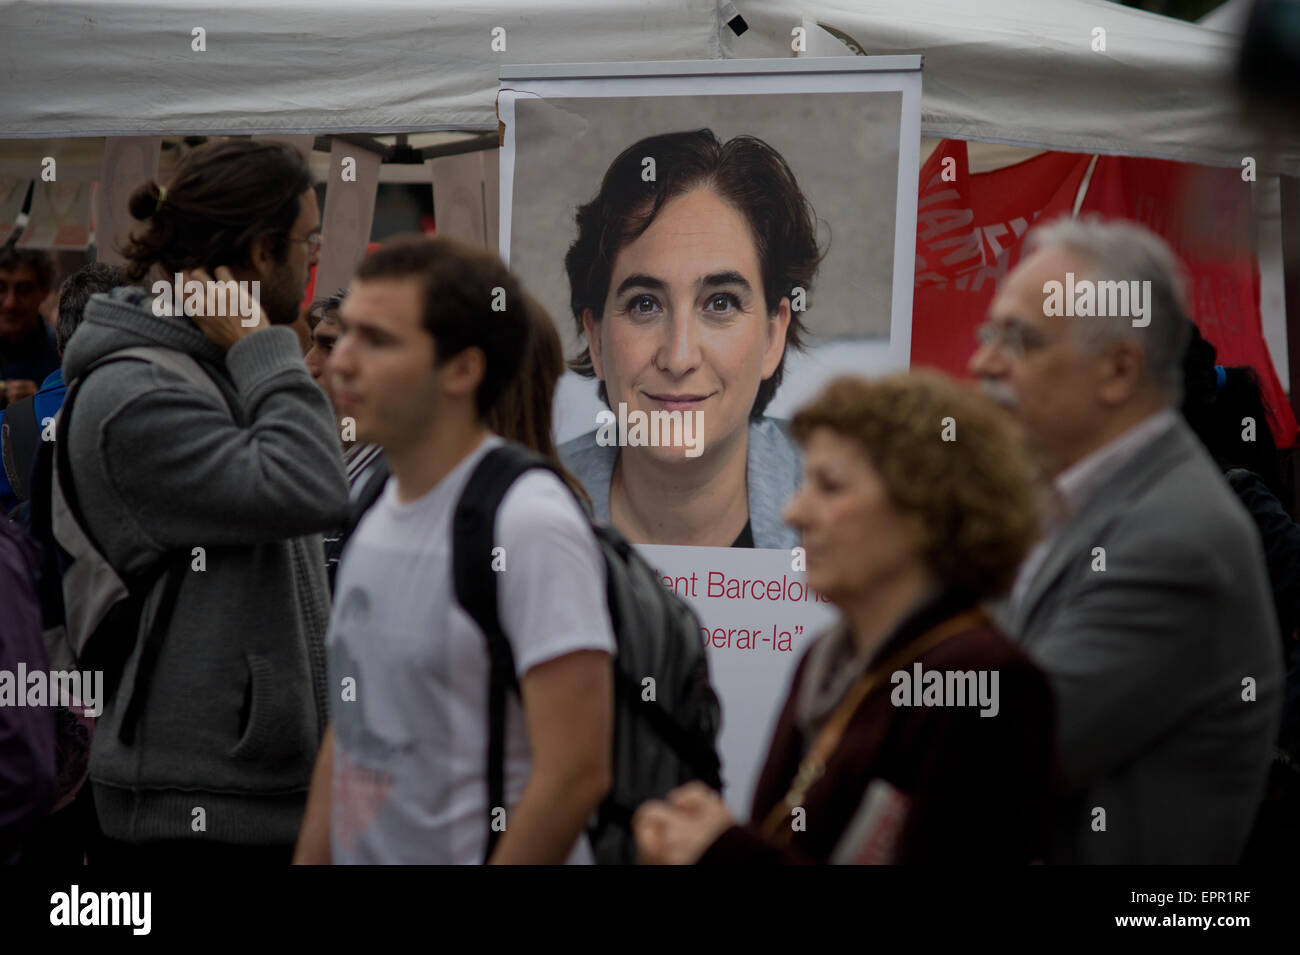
left=724, top=0, right=1299, bottom=174
left=1, top=0, right=1295, bottom=386
left=1, top=0, right=1296, bottom=174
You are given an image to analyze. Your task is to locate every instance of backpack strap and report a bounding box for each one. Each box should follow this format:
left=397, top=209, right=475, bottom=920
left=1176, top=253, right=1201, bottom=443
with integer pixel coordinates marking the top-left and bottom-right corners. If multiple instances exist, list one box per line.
left=1, top=393, right=40, bottom=502
left=112, top=346, right=231, bottom=410
left=451, top=442, right=561, bottom=863
left=344, top=456, right=391, bottom=542
left=55, top=345, right=232, bottom=592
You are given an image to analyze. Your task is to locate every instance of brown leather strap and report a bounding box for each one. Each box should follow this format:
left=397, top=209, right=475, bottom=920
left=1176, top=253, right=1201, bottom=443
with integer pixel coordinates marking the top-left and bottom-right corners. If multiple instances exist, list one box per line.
left=760, top=607, right=989, bottom=843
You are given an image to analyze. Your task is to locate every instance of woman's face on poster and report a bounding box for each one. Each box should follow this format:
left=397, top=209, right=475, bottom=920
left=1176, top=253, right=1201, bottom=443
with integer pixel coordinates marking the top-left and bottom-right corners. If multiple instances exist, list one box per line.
left=582, top=187, right=791, bottom=465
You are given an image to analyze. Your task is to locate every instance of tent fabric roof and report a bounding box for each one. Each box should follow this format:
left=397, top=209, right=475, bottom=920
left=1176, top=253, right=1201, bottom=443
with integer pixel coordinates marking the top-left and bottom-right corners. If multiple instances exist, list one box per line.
left=1, top=0, right=1296, bottom=174
left=728, top=0, right=1298, bottom=175
left=0, top=0, right=719, bottom=136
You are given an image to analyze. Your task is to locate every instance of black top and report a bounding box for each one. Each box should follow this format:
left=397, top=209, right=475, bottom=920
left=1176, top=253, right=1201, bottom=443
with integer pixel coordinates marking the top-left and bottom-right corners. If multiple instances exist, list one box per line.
left=0, top=323, right=60, bottom=410
left=730, top=520, right=754, bottom=549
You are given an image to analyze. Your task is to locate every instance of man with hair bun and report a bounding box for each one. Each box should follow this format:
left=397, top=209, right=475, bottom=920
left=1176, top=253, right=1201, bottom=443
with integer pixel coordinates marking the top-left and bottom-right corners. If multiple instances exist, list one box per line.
left=60, top=138, right=348, bottom=864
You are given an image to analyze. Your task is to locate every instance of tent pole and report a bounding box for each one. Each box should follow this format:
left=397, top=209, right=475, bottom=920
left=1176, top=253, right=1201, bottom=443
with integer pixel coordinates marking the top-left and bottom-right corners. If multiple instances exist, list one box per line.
left=1280, top=175, right=1300, bottom=515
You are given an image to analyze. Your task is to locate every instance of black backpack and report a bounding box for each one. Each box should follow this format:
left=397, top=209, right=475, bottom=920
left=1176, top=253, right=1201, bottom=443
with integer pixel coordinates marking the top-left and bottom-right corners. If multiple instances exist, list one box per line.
left=346, top=441, right=724, bottom=864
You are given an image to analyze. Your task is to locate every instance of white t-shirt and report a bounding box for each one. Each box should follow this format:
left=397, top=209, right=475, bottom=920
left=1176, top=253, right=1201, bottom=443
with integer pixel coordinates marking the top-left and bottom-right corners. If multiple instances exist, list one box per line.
left=327, top=435, right=615, bottom=864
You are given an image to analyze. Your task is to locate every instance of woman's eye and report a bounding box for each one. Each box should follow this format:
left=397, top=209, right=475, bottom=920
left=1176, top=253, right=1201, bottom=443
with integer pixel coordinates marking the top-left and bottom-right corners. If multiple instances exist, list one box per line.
left=705, top=292, right=740, bottom=313
left=816, top=475, right=843, bottom=493
left=628, top=294, right=659, bottom=315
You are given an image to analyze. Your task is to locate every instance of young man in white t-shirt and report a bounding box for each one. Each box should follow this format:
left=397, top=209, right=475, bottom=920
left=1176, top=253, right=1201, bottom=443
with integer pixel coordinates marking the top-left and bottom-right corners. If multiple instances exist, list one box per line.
left=293, top=236, right=615, bottom=864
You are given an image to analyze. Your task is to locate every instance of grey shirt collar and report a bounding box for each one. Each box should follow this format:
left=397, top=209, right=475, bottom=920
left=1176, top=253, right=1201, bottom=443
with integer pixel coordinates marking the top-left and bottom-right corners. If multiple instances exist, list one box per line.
left=558, top=415, right=801, bottom=549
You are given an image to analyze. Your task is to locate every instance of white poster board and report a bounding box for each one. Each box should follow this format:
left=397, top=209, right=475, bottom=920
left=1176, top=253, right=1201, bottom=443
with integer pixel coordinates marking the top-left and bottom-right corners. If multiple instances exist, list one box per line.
left=497, top=57, right=922, bottom=814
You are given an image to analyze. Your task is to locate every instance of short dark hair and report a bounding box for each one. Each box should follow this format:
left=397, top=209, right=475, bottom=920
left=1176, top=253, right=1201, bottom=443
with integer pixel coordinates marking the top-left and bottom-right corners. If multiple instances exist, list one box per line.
left=0, top=245, right=55, bottom=292
left=1181, top=322, right=1288, bottom=498
left=57, top=262, right=126, bottom=352
left=307, top=287, right=348, bottom=330
left=355, top=236, right=529, bottom=417
left=120, top=139, right=313, bottom=283
left=565, top=128, right=824, bottom=418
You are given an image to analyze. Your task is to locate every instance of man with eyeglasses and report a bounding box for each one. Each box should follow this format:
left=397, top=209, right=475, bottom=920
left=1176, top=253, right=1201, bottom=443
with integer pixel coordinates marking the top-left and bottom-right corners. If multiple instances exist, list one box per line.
left=59, top=139, right=349, bottom=864
left=969, top=215, right=1281, bottom=864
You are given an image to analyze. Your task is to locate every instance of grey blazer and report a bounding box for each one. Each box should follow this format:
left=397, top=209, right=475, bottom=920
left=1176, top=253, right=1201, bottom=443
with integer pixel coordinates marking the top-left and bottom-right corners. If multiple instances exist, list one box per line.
left=1008, top=418, right=1283, bottom=864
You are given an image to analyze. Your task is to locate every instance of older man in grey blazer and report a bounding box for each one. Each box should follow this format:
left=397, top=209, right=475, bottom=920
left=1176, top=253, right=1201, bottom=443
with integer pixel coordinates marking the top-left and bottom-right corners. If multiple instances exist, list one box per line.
left=969, top=216, right=1282, bottom=864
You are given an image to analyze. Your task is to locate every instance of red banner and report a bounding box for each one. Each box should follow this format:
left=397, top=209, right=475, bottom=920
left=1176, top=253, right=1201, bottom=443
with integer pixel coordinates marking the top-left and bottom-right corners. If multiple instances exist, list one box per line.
left=1081, top=156, right=1297, bottom=446
left=911, top=141, right=1296, bottom=447
left=912, top=140, right=1089, bottom=375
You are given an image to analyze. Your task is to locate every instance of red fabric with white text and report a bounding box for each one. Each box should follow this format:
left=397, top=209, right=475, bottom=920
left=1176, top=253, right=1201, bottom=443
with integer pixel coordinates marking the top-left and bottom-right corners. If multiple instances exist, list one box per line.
left=911, top=140, right=1089, bottom=377
left=910, top=142, right=1296, bottom=447
left=1080, top=156, right=1297, bottom=445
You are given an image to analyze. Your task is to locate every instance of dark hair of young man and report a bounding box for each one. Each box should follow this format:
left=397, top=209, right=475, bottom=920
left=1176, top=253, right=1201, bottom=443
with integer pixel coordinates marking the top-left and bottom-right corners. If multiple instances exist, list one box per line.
left=56, top=262, right=127, bottom=352
left=306, top=288, right=348, bottom=331
left=119, top=140, right=313, bottom=283
left=0, top=245, right=55, bottom=293
left=564, top=128, right=824, bottom=418
left=488, top=290, right=592, bottom=510
left=355, top=235, right=529, bottom=418
left=1182, top=322, right=1288, bottom=501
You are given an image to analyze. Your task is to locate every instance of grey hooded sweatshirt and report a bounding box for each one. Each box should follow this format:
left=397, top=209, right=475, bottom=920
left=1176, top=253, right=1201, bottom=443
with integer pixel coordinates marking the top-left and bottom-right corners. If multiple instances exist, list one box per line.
left=61, top=286, right=349, bottom=846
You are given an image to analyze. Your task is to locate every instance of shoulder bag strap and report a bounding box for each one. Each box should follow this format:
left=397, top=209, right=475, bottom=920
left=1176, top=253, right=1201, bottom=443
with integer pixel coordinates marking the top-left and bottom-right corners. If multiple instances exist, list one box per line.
left=759, top=607, right=989, bottom=844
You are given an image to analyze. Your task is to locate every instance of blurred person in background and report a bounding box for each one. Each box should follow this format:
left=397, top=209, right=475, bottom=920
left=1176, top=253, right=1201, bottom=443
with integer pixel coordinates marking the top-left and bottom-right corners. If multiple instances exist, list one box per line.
left=969, top=215, right=1282, bottom=863
left=0, top=518, right=56, bottom=864
left=295, top=235, right=614, bottom=865
left=308, top=288, right=383, bottom=592
left=1181, top=325, right=1300, bottom=864
left=0, top=245, right=60, bottom=412
left=489, top=291, right=591, bottom=512
left=634, top=372, right=1056, bottom=865
left=3, top=262, right=126, bottom=867
left=2, top=262, right=126, bottom=517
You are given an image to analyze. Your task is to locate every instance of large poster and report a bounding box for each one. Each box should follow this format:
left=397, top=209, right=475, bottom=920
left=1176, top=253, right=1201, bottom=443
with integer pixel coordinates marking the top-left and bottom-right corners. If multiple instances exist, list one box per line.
left=498, top=57, right=922, bottom=813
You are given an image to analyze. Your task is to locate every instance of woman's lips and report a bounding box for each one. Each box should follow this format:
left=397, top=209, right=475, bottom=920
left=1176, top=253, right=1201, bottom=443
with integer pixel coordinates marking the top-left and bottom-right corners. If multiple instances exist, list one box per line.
left=644, top=392, right=710, bottom=413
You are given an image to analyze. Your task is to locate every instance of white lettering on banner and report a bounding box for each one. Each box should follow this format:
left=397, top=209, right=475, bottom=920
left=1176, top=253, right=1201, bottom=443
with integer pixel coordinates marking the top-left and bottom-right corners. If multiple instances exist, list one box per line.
left=639, top=545, right=838, bottom=817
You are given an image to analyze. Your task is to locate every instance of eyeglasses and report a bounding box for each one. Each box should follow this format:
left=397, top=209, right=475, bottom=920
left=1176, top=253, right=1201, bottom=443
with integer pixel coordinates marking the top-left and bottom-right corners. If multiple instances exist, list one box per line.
left=974, top=321, right=1052, bottom=359
left=290, top=232, right=324, bottom=256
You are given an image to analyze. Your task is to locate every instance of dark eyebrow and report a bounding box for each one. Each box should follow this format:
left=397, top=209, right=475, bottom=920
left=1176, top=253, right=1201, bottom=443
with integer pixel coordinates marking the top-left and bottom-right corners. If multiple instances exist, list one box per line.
left=700, top=271, right=752, bottom=292
left=336, top=313, right=393, bottom=342
left=614, top=274, right=667, bottom=298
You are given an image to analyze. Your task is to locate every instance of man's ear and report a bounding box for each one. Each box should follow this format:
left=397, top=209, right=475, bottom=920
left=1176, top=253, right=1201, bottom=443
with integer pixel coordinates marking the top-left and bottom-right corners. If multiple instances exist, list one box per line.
left=247, top=233, right=278, bottom=281
left=582, top=307, right=604, bottom=380
left=760, top=297, right=792, bottom=380
left=1098, top=339, right=1146, bottom=405
left=442, top=346, right=487, bottom=403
